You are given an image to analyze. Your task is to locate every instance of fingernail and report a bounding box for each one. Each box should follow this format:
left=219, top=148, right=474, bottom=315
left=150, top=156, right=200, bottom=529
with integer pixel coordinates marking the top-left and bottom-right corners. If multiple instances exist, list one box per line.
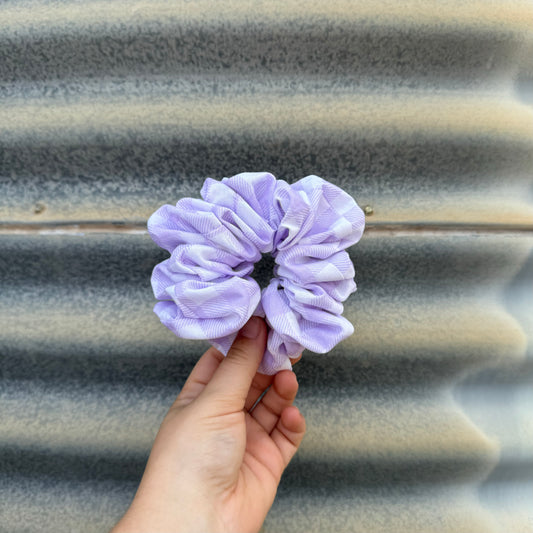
left=241, top=317, right=261, bottom=339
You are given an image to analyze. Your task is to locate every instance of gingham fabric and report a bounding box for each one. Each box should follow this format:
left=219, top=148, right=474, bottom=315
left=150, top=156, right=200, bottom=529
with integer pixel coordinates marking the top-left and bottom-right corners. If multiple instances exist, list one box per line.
left=148, top=172, right=365, bottom=374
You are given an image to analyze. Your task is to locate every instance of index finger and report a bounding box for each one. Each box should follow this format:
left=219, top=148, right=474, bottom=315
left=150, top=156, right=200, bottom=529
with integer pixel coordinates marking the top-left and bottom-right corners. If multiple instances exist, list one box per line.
left=171, top=346, right=224, bottom=410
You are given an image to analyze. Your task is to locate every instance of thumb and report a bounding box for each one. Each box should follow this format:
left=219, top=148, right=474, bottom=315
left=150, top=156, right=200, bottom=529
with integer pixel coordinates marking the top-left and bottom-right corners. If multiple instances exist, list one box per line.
left=200, top=316, right=267, bottom=414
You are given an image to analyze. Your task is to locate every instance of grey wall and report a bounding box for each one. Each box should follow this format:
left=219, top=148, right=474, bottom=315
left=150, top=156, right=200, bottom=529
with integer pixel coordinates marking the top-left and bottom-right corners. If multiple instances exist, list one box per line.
left=1, top=2, right=532, bottom=532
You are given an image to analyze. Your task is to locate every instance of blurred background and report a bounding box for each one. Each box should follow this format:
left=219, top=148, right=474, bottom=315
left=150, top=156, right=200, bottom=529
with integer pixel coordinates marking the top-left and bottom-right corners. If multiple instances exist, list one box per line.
left=1, top=1, right=532, bottom=532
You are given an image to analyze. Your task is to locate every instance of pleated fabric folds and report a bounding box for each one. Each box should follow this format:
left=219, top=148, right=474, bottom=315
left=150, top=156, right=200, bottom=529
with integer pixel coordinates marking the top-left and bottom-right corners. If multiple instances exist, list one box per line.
left=148, top=172, right=365, bottom=374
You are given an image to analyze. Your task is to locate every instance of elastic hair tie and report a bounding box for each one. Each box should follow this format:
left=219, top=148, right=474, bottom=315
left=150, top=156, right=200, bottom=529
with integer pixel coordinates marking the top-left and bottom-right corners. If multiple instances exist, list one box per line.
left=148, top=172, right=365, bottom=375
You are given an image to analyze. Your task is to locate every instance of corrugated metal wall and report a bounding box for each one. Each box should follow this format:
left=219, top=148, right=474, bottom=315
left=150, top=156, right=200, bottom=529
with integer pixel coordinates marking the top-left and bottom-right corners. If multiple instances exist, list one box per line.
left=1, top=2, right=532, bottom=532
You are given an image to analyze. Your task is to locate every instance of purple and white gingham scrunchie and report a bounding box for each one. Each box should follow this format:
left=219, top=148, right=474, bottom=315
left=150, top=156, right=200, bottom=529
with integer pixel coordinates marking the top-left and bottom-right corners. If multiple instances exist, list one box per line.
left=148, top=172, right=365, bottom=375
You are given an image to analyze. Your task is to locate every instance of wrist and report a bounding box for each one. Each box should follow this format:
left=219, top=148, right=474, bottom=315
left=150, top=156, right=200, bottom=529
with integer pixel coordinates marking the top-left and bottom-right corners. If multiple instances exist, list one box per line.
left=111, top=492, right=221, bottom=533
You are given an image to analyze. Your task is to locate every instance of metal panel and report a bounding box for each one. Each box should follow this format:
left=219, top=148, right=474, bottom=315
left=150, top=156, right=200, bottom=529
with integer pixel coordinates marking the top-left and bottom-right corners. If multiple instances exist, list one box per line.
left=1, top=2, right=532, bottom=532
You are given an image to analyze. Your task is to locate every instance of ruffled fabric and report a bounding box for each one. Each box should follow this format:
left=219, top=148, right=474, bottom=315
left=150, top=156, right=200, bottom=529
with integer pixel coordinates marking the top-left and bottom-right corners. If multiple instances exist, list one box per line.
left=148, top=172, right=365, bottom=374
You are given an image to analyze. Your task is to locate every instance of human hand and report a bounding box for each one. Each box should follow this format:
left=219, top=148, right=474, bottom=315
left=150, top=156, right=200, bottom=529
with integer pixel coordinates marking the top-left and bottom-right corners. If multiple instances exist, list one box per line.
left=111, top=316, right=306, bottom=533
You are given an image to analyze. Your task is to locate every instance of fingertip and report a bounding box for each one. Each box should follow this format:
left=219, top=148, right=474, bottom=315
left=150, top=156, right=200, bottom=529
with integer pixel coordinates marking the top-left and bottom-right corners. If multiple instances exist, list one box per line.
left=239, top=315, right=265, bottom=340
left=204, top=346, right=225, bottom=363
left=225, top=316, right=267, bottom=366
left=281, top=405, right=306, bottom=434
left=272, top=406, right=306, bottom=466
left=275, top=369, right=298, bottom=381
left=274, top=370, right=299, bottom=398
left=290, top=353, right=303, bottom=365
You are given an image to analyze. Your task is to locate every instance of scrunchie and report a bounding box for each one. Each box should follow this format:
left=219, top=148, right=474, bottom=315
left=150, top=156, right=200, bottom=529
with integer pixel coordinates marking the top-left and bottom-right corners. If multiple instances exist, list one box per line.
left=148, top=172, right=365, bottom=374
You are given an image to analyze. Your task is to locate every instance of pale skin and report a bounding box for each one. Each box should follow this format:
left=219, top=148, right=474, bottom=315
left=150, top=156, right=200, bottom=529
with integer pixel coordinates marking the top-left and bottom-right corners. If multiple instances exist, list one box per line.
left=111, top=316, right=306, bottom=533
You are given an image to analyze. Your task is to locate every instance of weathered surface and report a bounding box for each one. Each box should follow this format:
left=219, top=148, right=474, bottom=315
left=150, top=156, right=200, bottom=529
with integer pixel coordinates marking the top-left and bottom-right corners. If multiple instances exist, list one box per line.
left=0, top=2, right=532, bottom=532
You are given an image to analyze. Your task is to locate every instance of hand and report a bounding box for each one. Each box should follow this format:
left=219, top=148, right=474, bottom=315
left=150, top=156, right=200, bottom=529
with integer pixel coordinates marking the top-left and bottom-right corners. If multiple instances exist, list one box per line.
left=111, top=316, right=306, bottom=533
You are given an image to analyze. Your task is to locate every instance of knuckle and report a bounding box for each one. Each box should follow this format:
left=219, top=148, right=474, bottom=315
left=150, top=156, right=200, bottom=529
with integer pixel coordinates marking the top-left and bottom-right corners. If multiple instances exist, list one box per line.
left=227, top=343, right=252, bottom=366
